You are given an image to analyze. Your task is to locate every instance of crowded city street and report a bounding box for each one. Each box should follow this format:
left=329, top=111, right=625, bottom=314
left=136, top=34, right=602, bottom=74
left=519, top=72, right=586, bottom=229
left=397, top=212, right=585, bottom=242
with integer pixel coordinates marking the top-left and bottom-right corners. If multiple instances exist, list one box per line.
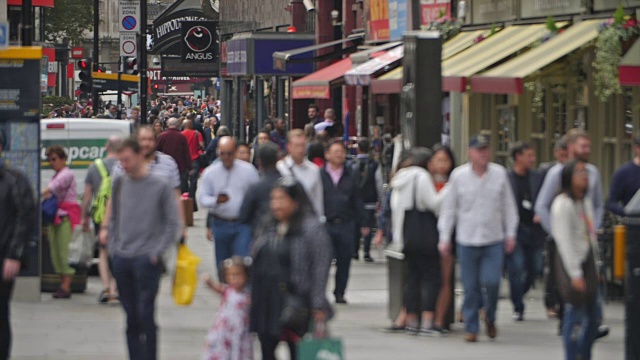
left=7, top=210, right=625, bottom=359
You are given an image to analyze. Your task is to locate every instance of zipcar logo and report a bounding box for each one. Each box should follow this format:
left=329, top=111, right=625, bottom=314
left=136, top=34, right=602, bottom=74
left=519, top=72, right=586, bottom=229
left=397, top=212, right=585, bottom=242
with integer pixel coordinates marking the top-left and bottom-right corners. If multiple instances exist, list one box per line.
left=41, top=139, right=107, bottom=169
left=184, top=26, right=212, bottom=52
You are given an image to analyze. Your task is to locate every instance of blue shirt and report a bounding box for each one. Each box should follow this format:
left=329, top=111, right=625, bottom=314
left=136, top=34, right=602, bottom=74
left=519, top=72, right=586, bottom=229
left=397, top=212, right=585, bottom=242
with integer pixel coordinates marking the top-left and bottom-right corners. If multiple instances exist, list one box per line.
left=535, top=162, right=603, bottom=234
left=197, top=159, right=260, bottom=219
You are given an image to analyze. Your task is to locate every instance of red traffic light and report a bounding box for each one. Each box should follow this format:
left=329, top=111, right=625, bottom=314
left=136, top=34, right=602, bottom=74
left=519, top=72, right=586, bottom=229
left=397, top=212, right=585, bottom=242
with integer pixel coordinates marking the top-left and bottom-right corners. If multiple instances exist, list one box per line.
left=153, top=84, right=159, bottom=89
left=77, top=59, right=89, bottom=69
left=96, top=68, right=103, bottom=73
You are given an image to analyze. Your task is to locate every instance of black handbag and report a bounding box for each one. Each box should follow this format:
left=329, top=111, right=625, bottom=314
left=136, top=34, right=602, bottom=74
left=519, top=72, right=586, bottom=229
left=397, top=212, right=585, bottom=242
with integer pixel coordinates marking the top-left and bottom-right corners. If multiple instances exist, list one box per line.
left=402, top=175, right=439, bottom=256
left=275, top=236, right=311, bottom=337
left=279, top=285, right=312, bottom=337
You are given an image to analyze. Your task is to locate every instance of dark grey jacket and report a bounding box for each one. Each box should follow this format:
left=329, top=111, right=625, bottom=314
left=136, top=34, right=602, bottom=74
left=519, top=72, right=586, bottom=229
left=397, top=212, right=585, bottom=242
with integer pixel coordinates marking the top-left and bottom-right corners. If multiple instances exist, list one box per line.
left=0, top=166, right=36, bottom=262
left=252, top=214, right=333, bottom=315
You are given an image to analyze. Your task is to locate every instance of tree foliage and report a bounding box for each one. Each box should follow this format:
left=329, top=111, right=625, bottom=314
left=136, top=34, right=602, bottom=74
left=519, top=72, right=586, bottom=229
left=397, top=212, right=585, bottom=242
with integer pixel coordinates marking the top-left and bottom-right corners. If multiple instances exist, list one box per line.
left=45, top=0, right=93, bottom=45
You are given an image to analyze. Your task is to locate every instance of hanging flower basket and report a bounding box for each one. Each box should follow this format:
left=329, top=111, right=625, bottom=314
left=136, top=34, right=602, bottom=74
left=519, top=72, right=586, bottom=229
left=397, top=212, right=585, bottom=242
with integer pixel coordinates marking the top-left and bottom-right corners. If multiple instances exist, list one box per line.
left=592, top=6, right=639, bottom=102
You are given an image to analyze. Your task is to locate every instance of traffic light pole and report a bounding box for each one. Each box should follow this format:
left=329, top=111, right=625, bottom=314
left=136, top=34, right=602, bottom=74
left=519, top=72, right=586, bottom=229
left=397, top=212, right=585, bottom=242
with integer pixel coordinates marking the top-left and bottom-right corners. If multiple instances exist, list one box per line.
left=117, top=56, right=122, bottom=117
left=92, top=0, right=100, bottom=116
left=139, top=0, right=148, bottom=124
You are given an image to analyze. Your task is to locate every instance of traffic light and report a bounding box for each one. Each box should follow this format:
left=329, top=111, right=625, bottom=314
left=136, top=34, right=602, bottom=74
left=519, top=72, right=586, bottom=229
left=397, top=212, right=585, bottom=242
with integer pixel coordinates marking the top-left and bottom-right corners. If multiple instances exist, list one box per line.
left=152, top=83, right=159, bottom=97
left=77, top=59, right=92, bottom=93
left=123, top=57, right=138, bottom=75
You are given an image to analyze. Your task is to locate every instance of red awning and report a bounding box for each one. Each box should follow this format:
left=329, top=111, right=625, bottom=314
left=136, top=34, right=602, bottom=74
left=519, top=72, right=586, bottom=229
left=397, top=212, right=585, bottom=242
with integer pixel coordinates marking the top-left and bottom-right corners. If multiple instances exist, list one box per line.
left=291, top=58, right=352, bottom=99
left=7, top=0, right=55, bottom=7
left=620, top=39, right=640, bottom=87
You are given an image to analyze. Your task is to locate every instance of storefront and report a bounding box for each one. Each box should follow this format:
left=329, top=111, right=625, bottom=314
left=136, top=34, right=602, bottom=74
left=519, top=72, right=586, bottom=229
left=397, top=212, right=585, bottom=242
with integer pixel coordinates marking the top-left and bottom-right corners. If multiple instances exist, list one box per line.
left=224, top=32, right=315, bottom=141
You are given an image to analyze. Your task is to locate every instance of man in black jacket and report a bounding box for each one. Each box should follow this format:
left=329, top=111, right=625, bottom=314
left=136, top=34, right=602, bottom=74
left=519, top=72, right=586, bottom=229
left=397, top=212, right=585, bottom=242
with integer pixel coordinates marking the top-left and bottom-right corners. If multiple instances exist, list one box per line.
left=0, top=132, right=36, bottom=359
left=321, top=141, right=368, bottom=304
left=350, top=140, right=383, bottom=262
left=507, top=142, right=545, bottom=322
left=240, top=142, right=282, bottom=233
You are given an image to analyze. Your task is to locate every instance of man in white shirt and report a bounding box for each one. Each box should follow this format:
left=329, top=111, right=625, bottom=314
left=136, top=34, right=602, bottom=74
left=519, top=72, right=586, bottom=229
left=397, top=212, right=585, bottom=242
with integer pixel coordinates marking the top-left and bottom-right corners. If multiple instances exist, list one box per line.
left=198, top=137, right=259, bottom=272
left=438, top=134, right=519, bottom=343
left=276, top=129, right=324, bottom=220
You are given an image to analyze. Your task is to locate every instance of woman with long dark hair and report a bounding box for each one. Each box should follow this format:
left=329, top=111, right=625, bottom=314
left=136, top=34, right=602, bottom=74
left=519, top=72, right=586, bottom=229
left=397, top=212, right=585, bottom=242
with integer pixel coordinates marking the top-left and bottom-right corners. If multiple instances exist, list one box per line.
left=551, top=159, right=602, bottom=360
left=389, top=147, right=450, bottom=335
left=430, top=144, right=456, bottom=333
left=250, top=177, right=333, bottom=360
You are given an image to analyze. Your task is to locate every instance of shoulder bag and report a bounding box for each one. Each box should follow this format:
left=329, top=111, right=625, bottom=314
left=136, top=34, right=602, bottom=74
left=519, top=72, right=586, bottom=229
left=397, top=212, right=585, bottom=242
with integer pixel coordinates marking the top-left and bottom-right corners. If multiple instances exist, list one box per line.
left=554, top=203, right=598, bottom=306
left=402, top=175, right=439, bottom=256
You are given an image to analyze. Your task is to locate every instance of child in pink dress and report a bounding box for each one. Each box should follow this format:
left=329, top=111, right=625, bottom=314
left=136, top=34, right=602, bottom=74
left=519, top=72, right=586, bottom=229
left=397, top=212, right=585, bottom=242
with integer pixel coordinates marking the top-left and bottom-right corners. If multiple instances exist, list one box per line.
left=202, top=257, right=253, bottom=360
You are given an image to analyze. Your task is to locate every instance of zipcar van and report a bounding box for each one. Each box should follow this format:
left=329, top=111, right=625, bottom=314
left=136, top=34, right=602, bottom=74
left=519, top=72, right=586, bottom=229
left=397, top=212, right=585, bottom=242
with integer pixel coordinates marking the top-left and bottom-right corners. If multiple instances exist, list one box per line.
left=41, top=118, right=133, bottom=192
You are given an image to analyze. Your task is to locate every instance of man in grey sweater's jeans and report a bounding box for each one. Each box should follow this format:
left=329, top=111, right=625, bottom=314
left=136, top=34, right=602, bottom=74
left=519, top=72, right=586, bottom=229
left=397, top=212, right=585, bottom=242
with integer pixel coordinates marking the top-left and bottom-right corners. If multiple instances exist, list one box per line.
left=107, top=138, right=180, bottom=360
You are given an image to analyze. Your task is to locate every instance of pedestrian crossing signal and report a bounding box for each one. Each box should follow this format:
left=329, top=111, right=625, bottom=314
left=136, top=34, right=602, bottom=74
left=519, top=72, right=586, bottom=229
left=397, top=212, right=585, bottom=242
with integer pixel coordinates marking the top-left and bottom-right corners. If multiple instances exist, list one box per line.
left=77, top=59, right=92, bottom=93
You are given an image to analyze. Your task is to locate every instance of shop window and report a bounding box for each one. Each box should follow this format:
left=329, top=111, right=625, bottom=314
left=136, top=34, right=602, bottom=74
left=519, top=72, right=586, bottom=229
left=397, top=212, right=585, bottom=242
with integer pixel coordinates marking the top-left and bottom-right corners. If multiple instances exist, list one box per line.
left=552, top=84, right=568, bottom=138
left=495, top=105, right=517, bottom=167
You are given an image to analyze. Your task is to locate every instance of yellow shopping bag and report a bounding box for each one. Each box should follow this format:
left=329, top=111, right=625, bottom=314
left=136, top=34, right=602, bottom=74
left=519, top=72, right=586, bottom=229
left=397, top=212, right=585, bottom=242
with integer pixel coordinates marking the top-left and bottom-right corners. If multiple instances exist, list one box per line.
left=172, top=244, right=201, bottom=306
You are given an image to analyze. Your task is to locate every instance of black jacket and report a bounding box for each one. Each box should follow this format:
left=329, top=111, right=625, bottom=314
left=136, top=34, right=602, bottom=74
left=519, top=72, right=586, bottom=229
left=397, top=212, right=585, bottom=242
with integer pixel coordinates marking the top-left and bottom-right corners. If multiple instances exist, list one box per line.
left=321, top=165, right=366, bottom=227
left=508, top=168, right=545, bottom=246
left=0, top=165, right=36, bottom=262
left=239, top=169, right=282, bottom=231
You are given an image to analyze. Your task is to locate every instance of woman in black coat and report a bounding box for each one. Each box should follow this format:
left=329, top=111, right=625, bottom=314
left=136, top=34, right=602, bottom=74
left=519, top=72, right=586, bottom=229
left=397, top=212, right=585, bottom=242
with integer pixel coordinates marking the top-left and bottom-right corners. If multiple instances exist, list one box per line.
left=250, top=177, right=333, bottom=360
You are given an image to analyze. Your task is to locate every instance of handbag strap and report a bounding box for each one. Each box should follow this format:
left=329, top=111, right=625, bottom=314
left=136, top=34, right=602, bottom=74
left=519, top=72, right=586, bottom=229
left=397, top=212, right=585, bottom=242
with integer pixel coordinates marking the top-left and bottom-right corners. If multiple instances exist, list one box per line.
left=412, top=174, right=418, bottom=210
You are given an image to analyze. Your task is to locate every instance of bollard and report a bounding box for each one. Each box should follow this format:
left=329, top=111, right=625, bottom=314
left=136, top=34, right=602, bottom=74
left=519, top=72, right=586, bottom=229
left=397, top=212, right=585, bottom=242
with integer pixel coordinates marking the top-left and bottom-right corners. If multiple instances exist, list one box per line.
left=614, top=225, right=626, bottom=280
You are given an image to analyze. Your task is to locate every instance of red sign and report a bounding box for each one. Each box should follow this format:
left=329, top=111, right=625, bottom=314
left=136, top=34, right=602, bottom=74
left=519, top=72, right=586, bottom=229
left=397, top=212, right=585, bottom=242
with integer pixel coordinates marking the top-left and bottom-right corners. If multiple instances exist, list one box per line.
left=67, top=63, right=74, bottom=79
left=367, top=0, right=390, bottom=41
left=7, top=0, right=54, bottom=7
left=421, top=0, right=451, bottom=26
left=42, top=47, right=57, bottom=87
left=71, top=47, right=84, bottom=59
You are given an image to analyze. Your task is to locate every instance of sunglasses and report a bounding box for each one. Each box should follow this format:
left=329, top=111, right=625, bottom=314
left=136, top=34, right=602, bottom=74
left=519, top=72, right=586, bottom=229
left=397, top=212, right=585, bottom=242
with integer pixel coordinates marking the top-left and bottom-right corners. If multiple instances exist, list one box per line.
left=48, top=157, right=60, bottom=162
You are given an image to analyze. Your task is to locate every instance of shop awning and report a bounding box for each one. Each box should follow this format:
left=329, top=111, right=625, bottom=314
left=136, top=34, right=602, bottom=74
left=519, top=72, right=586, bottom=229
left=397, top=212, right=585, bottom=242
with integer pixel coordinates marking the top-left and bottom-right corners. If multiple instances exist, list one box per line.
left=7, top=0, right=54, bottom=6
left=442, top=23, right=563, bottom=92
left=470, top=20, right=601, bottom=94
left=442, top=29, right=494, bottom=60
left=619, top=38, right=640, bottom=87
left=291, top=58, right=352, bottom=99
left=367, top=29, right=496, bottom=94
left=370, top=66, right=403, bottom=94
left=345, top=46, right=404, bottom=86
left=273, top=34, right=364, bottom=70
left=350, top=41, right=403, bottom=66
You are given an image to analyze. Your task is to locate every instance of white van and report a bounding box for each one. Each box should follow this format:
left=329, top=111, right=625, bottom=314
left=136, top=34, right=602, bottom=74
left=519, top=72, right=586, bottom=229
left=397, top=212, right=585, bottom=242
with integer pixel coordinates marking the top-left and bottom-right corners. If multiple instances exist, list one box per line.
left=41, top=118, right=133, bottom=192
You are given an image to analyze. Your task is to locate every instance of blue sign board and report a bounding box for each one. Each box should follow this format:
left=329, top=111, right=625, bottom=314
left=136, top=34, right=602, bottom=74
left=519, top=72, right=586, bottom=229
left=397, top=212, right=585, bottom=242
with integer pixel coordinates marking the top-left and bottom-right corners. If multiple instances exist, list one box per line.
left=226, top=35, right=314, bottom=76
left=226, top=39, right=248, bottom=75
left=389, top=0, right=408, bottom=41
left=0, top=21, right=8, bottom=49
left=254, top=39, right=314, bottom=75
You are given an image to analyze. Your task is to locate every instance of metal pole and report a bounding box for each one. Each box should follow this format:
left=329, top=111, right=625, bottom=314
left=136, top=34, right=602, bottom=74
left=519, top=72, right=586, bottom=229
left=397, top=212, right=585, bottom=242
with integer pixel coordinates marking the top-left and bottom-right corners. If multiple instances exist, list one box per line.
left=139, top=0, right=148, bottom=124
left=92, top=0, right=99, bottom=116
left=21, top=0, right=32, bottom=46
left=117, top=56, right=122, bottom=116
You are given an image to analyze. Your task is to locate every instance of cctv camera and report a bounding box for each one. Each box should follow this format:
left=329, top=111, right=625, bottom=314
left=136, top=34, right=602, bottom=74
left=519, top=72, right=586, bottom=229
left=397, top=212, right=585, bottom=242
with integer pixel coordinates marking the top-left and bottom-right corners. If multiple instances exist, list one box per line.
left=303, top=0, right=315, bottom=12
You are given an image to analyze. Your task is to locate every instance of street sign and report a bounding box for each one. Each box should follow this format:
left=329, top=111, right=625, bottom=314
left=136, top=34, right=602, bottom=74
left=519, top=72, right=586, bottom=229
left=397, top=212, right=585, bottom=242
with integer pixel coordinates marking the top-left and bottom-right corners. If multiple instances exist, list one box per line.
left=0, top=21, right=8, bottom=49
left=71, top=47, right=84, bottom=59
left=92, top=72, right=140, bottom=92
left=120, top=33, right=137, bottom=57
left=119, top=0, right=141, bottom=33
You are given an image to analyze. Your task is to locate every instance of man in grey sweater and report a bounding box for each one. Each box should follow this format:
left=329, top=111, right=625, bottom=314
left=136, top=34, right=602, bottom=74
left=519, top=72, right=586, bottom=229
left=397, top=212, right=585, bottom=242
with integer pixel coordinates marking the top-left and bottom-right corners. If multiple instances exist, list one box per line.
left=108, top=138, right=180, bottom=360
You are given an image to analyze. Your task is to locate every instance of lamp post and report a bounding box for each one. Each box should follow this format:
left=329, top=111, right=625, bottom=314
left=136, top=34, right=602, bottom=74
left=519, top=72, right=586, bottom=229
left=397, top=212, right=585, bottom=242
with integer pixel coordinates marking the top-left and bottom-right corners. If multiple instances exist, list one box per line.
left=139, top=0, right=148, bottom=123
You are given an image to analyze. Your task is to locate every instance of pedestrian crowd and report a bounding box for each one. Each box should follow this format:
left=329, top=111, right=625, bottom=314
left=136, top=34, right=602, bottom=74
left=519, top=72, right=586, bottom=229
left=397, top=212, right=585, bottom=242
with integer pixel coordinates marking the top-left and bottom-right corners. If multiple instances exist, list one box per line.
left=2, top=98, right=640, bottom=360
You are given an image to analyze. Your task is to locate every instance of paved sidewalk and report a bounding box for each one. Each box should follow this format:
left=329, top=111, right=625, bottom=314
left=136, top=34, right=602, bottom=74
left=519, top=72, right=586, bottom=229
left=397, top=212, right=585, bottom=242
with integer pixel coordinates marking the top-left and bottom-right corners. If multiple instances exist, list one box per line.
left=11, top=209, right=625, bottom=359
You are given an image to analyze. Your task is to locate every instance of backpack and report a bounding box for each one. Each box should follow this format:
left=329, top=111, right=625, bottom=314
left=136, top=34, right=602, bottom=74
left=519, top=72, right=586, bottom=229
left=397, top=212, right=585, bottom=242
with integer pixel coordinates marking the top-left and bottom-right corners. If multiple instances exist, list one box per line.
left=91, top=159, right=111, bottom=224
